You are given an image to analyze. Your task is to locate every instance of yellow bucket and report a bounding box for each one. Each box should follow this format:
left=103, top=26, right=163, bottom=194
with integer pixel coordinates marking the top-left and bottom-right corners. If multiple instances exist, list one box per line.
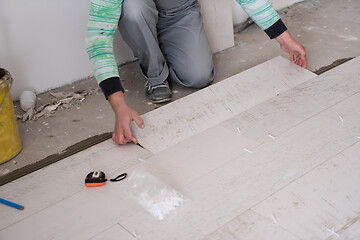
left=0, top=68, right=22, bottom=164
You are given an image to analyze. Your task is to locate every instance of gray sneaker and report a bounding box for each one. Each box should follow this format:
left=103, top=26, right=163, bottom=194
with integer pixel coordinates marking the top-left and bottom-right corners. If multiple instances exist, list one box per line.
left=145, top=80, right=172, bottom=103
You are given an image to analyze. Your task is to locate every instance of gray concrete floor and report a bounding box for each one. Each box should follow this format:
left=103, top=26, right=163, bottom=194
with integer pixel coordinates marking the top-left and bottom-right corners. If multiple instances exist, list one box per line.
left=1, top=0, right=359, bottom=179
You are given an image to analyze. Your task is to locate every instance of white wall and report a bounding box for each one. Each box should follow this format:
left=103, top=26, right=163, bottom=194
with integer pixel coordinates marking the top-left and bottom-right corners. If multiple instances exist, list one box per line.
left=0, top=0, right=134, bottom=100
left=1, top=0, right=301, bottom=100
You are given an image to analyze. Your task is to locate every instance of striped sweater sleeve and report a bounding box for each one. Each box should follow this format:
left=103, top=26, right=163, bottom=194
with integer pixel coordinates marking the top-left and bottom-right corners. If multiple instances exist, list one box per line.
left=236, top=0, right=287, bottom=38
left=86, top=0, right=124, bottom=98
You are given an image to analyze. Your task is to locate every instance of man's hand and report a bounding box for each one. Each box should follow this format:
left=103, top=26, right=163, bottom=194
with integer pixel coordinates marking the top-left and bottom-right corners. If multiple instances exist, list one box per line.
left=275, top=30, right=307, bottom=68
left=108, top=91, right=144, bottom=145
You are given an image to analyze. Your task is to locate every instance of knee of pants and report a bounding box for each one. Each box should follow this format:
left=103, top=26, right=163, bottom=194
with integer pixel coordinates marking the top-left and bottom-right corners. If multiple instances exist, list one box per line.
left=120, top=0, right=153, bottom=24
left=174, top=64, right=215, bottom=89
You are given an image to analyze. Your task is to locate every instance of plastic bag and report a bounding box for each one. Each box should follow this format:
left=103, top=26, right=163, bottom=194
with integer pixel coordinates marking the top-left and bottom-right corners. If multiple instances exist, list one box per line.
left=127, top=167, right=185, bottom=220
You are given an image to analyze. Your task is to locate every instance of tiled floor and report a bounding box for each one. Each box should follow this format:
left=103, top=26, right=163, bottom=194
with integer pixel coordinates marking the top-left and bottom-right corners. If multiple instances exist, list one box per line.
left=1, top=57, right=359, bottom=239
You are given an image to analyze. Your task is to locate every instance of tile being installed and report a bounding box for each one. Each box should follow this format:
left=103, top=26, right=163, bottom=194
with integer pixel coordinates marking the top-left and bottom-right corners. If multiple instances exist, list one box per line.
left=209, top=56, right=316, bottom=114
left=287, top=57, right=360, bottom=113
left=131, top=87, right=233, bottom=154
left=220, top=57, right=360, bottom=144
left=251, top=142, right=360, bottom=240
left=131, top=57, right=315, bottom=154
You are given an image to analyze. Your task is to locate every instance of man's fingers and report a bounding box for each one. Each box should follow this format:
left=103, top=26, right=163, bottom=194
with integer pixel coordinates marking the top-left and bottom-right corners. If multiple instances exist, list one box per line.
left=301, top=52, right=307, bottom=68
left=289, top=52, right=295, bottom=63
left=295, top=51, right=307, bottom=68
left=123, top=124, right=134, bottom=143
left=302, top=57, right=307, bottom=68
left=298, top=54, right=304, bottom=67
left=112, top=129, right=129, bottom=145
left=118, top=134, right=128, bottom=145
left=112, top=103, right=144, bottom=146
left=113, top=121, right=140, bottom=145
left=298, top=46, right=307, bottom=68
left=133, top=114, right=144, bottom=129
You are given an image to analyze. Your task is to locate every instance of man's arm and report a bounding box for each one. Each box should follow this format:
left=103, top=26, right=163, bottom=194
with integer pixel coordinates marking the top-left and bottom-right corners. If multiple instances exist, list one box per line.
left=236, top=0, right=306, bottom=67
left=86, top=0, right=144, bottom=145
left=86, top=0, right=124, bottom=93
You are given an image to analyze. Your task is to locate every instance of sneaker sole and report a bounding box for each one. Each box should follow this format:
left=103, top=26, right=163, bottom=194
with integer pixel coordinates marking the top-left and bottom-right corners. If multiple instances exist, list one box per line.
left=150, top=97, right=172, bottom=104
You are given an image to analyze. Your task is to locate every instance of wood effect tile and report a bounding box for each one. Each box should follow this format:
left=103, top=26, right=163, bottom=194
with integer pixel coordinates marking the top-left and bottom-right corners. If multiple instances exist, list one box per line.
left=90, top=224, right=134, bottom=240
left=220, top=57, right=360, bottom=144
left=131, top=57, right=315, bottom=154
left=203, top=210, right=300, bottom=240
left=0, top=167, right=142, bottom=240
left=0, top=141, right=151, bottom=230
left=319, top=92, right=360, bottom=128
left=120, top=113, right=360, bottom=239
left=209, top=56, right=316, bottom=114
left=2, top=57, right=356, bottom=240
left=286, top=57, right=360, bottom=116
left=251, top=142, right=360, bottom=240
left=329, top=216, right=360, bottom=240
left=139, top=125, right=259, bottom=190
left=132, top=87, right=233, bottom=153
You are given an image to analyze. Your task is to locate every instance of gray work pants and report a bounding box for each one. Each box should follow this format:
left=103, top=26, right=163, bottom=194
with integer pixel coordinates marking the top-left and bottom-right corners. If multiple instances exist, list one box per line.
left=118, top=0, right=215, bottom=88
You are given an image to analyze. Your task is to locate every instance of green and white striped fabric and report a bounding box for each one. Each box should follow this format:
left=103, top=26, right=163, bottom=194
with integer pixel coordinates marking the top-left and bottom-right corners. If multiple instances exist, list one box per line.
left=86, top=0, right=280, bottom=85
left=236, top=0, right=280, bottom=30
left=86, top=0, right=123, bottom=84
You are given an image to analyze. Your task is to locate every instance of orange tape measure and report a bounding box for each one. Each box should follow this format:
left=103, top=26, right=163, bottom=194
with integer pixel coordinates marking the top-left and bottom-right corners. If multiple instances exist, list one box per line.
left=85, top=171, right=127, bottom=187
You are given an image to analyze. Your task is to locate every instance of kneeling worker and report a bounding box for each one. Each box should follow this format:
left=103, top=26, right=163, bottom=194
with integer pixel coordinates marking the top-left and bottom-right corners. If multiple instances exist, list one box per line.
left=86, top=0, right=307, bottom=145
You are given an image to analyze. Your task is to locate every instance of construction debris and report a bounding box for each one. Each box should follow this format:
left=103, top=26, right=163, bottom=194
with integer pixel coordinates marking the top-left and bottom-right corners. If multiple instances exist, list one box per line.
left=18, top=88, right=100, bottom=122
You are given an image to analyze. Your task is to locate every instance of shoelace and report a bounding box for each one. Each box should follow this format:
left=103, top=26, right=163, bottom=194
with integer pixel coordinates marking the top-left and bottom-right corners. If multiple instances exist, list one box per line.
left=146, top=82, right=167, bottom=92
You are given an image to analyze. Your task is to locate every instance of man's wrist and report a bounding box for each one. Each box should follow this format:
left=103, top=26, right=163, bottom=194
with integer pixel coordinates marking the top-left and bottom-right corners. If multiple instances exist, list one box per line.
left=264, top=19, right=287, bottom=39
left=275, top=30, right=293, bottom=45
left=108, top=91, right=129, bottom=115
left=99, top=77, right=125, bottom=99
left=108, top=91, right=125, bottom=105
